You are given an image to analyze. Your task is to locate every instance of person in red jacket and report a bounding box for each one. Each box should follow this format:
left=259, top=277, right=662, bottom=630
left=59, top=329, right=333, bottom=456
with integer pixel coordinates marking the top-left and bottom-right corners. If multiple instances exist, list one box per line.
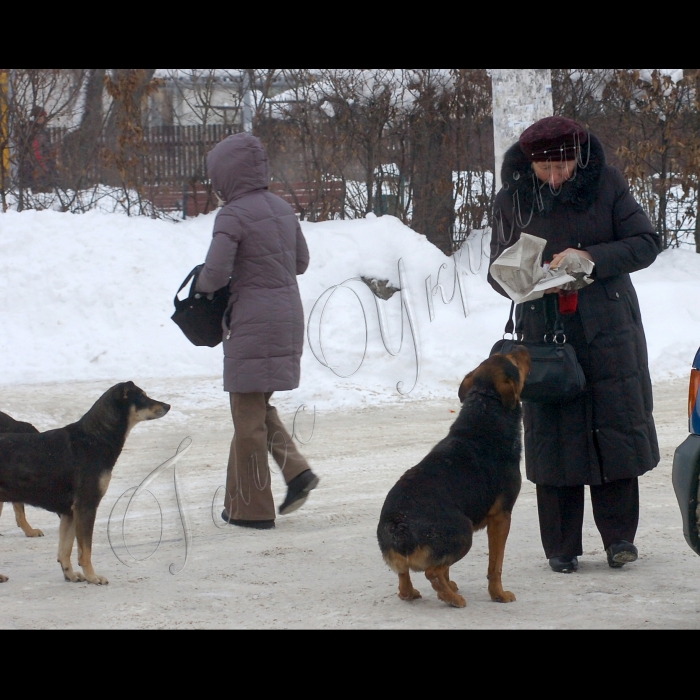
left=20, top=106, right=56, bottom=192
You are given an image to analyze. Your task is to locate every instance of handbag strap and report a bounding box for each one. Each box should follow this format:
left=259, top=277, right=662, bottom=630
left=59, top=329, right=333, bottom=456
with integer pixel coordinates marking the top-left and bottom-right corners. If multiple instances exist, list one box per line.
left=503, top=302, right=526, bottom=341
left=543, top=294, right=566, bottom=338
left=503, top=302, right=522, bottom=338
left=504, top=302, right=516, bottom=337
left=507, top=296, right=566, bottom=343
left=174, top=266, right=202, bottom=304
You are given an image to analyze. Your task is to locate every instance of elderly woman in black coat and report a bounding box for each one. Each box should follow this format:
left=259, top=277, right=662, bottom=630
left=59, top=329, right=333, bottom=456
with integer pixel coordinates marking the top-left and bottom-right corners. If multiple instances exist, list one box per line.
left=488, top=116, right=660, bottom=574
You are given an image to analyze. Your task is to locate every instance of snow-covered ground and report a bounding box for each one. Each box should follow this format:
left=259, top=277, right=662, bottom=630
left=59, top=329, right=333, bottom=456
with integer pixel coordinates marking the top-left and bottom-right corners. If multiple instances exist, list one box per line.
left=0, top=209, right=699, bottom=629
left=0, top=209, right=698, bottom=410
left=0, top=375, right=696, bottom=629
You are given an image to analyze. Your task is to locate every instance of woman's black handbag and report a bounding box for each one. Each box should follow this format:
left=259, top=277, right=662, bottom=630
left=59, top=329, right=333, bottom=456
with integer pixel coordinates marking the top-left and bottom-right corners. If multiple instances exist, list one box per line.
left=490, top=300, right=586, bottom=404
left=171, top=265, right=230, bottom=348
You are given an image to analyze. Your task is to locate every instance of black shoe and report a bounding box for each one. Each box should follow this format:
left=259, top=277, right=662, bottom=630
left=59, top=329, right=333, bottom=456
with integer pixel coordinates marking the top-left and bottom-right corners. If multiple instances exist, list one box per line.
left=549, top=556, right=579, bottom=574
left=606, top=541, right=638, bottom=568
left=221, top=511, right=275, bottom=530
left=278, top=470, right=319, bottom=515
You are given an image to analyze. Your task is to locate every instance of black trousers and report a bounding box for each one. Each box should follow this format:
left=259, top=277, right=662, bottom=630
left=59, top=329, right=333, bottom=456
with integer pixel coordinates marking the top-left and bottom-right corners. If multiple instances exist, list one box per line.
left=536, top=478, right=639, bottom=559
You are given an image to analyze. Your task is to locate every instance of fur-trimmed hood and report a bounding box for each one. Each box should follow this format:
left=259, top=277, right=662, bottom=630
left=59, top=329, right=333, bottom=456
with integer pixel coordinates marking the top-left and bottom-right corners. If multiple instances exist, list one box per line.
left=500, top=133, right=606, bottom=214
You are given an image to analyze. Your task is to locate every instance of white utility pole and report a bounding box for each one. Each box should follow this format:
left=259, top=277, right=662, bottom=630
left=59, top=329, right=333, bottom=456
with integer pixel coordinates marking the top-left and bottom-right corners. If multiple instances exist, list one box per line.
left=491, top=69, right=553, bottom=194
left=242, top=70, right=254, bottom=133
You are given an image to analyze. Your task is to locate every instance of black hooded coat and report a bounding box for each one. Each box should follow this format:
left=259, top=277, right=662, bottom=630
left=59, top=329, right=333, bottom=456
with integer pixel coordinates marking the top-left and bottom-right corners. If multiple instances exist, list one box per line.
left=488, top=135, right=660, bottom=487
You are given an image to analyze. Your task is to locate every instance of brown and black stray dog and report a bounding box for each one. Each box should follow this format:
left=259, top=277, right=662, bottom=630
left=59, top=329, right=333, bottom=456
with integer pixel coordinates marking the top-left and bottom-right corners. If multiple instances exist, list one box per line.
left=0, top=382, right=170, bottom=585
left=377, top=348, right=531, bottom=608
left=0, top=412, right=45, bottom=538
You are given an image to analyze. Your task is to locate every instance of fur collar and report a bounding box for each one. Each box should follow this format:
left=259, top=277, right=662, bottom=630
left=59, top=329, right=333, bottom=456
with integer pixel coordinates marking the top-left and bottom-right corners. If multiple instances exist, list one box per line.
left=500, top=133, right=606, bottom=214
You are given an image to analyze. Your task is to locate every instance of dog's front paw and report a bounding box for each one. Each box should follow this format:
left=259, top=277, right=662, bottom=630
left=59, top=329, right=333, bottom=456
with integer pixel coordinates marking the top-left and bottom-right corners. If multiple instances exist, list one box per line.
left=491, top=590, right=516, bottom=603
left=399, top=589, right=422, bottom=602
left=443, top=593, right=467, bottom=608
left=64, top=571, right=86, bottom=583
left=0, top=574, right=8, bottom=583
left=85, top=573, right=109, bottom=585
left=26, top=528, right=44, bottom=538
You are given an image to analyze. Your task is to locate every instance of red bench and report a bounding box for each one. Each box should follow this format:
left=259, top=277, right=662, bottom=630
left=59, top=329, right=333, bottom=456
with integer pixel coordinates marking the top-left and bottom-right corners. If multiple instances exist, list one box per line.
left=149, top=181, right=345, bottom=220
left=269, top=181, right=345, bottom=219
left=148, top=184, right=218, bottom=219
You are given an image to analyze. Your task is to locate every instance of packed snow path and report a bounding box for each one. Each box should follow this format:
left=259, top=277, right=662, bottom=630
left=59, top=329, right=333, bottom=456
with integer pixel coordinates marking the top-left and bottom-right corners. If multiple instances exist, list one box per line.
left=0, top=376, right=696, bottom=630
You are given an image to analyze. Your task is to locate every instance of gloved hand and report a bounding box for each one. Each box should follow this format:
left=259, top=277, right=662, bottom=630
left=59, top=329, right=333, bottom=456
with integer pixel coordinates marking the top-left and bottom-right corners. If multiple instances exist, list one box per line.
left=192, top=265, right=213, bottom=299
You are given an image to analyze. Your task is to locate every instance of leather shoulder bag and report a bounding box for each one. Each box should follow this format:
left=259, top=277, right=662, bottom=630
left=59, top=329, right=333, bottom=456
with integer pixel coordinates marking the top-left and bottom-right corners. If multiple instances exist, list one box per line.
left=171, top=265, right=231, bottom=348
left=490, top=300, right=586, bottom=404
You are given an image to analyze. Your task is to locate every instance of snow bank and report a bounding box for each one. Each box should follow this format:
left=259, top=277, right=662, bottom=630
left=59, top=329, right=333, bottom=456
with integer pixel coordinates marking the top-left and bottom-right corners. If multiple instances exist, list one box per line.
left=0, top=209, right=697, bottom=411
left=632, top=247, right=700, bottom=381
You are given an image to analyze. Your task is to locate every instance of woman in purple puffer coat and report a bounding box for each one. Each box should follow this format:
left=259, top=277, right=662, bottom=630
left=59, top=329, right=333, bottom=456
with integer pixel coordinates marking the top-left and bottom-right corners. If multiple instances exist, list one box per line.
left=196, top=132, right=318, bottom=530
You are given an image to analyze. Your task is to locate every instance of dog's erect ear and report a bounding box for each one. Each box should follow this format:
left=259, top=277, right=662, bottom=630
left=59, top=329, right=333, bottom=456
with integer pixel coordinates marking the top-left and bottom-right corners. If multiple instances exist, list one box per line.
left=458, top=372, right=476, bottom=403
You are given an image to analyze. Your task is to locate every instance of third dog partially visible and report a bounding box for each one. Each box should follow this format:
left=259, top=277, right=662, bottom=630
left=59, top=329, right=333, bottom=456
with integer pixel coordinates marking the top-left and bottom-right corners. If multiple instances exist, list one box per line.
left=0, top=411, right=44, bottom=538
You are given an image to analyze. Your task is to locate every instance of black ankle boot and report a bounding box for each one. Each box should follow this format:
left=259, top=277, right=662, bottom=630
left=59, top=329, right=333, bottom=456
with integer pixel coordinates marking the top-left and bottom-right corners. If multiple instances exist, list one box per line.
left=606, top=541, right=638, bottom=568
left=278, top=470, right=319, bottom=515
left=549, top=556, right=579, bottom=573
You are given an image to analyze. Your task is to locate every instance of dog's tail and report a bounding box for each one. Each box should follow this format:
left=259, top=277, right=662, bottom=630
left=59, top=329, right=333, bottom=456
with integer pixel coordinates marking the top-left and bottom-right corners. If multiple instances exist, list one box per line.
left=377, top=518, right=419, bottom=572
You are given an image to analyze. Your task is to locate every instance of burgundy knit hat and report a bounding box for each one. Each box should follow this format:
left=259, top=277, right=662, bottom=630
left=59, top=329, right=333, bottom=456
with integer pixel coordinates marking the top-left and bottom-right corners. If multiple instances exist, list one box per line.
left=519, top=116, right=588, bottom=162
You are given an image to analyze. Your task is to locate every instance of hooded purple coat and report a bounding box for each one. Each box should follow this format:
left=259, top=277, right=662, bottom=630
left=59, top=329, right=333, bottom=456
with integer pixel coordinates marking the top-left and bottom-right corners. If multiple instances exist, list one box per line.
left=196, top=133, right=310, bottom=394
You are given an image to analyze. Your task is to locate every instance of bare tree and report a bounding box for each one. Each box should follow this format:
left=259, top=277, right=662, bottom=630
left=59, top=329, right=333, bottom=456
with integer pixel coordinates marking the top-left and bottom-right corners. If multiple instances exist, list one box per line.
left=406, top=69, right=493, bottom=253
left=554, top=68, right=700, bottom=251
left=4, top=69, right=85, bottom=210
left=12, top=67, right=696, bottom=255
left=259, top=69, right=494, bottom=251
left=60, top=69, right=107, bottom=193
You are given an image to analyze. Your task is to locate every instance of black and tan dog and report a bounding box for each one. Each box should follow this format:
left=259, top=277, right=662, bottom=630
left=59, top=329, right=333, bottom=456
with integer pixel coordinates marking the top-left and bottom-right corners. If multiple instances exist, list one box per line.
left=0, top=382, right=170, bottom=585
left=0, top=412, right=45, bottom=538
left=377, top=348, right=531, bottom=608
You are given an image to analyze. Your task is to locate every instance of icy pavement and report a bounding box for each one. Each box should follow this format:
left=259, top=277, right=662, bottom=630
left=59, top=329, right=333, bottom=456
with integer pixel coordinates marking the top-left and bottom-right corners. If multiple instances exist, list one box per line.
left=0, top=376, right=698, bottom=630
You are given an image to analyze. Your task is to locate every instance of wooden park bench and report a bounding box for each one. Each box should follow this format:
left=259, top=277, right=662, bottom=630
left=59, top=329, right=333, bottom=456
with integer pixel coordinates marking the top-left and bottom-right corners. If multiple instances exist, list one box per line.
left=148, top=183, right=218, bottom=219
left=148, top=180, right=345, bottom=220
left=269, top=180, right=345, bottom=220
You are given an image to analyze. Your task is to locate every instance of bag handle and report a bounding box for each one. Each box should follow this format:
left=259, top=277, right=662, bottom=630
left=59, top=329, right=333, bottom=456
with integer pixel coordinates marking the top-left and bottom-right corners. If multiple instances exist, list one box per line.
left=544, top=294, right=566, bottom=344
left=503, top=302, right=518, bottom=339
left=543, top=294, right=566, bottom=342
left=506, top=297, right=567, bottom=344
left=174, top=265, right=203, bottom=305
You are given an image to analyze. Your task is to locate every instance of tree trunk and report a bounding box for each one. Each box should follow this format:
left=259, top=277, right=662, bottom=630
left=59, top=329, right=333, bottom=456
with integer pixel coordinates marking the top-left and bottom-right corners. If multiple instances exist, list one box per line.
left=104, top=69, right=157, bottom=146
left=61, top=69, right=157, bottom=190
left=102, top=69, right=157, bottom=188
left=60, top=69, right=107, bottom=190
left=410, top=110, right=455, bottom=255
